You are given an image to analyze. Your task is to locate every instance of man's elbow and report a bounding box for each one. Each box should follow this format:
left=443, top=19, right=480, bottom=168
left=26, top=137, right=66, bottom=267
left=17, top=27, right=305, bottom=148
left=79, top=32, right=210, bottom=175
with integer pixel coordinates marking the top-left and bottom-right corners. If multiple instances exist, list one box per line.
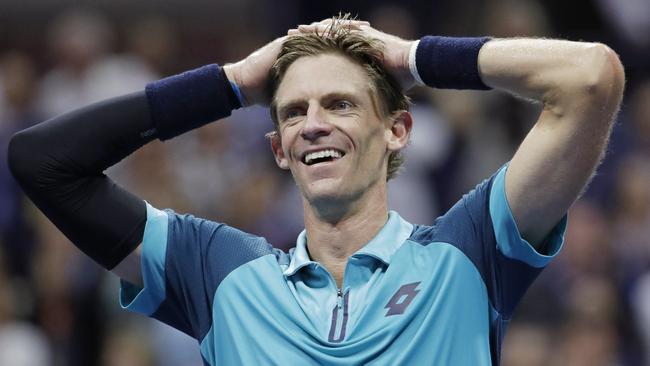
left=7, top=128, right=42, bottom=185
left=581, top=43, right=625, bottom=107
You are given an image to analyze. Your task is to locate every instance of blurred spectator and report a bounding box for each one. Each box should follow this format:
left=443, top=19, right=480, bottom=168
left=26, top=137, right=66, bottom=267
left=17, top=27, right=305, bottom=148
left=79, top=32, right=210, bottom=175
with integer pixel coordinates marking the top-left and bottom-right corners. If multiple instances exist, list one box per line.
left=0, top=51, right=40, bottom=277
left=36, top=9, right=114, bottom=117
left=0, top=246, right=52, bottom=366
left=632, top=272, right=650, bottom=365
left=501, top=322, right=552, bottom=366
left=612, top=158, right=650, bottom=283
left=627, top=80, right=650, bottom=156
left=553, top=318, right=621, bottom=366
left=36, top=9, right=156, bottom=118
left=594, top=0, right=650, bottom=73
left=595, top=0, right=650, bottom=49
left=547, top=278, right=623, bottom=365
left=556, top=201, right=617, bottom=283
left=482, top=0, right=551, bottom=37
left=125, top=16, right=181, bottom=76
left=31, top=212, right=105, bottom=366
left=101, top=326, right=154, bottom=366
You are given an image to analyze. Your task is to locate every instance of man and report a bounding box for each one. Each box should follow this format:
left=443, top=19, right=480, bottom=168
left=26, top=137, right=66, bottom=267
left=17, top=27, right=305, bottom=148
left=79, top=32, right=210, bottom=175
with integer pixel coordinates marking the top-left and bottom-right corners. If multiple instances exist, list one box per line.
left=8, top=16, right=624, bottom=365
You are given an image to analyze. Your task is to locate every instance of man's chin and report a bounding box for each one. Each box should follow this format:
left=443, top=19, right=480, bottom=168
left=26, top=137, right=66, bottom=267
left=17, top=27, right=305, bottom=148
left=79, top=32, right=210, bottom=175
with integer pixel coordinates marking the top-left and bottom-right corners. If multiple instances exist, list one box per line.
left=301, top=177, right=344, bottom=201
left=298, top=176, right=346, bottom=201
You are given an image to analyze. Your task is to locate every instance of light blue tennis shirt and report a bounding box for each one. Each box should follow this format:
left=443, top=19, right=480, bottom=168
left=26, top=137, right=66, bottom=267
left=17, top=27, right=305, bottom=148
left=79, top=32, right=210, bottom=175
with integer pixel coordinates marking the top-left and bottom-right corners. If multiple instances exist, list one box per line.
left=120, top=166, right=566, bottom=365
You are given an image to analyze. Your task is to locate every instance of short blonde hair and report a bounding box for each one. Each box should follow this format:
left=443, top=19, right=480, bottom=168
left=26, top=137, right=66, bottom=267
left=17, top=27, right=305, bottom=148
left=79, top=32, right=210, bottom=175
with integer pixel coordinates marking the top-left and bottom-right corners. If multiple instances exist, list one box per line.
left=269, top=15, right=410, bottom=180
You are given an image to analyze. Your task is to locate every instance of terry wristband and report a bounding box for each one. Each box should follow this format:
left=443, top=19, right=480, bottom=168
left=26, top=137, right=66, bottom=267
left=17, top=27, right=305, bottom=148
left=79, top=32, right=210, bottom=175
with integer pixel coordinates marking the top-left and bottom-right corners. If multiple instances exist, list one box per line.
left=145, top=64, right=242, bottom=141
left=414, top=36, right=491, bottom=90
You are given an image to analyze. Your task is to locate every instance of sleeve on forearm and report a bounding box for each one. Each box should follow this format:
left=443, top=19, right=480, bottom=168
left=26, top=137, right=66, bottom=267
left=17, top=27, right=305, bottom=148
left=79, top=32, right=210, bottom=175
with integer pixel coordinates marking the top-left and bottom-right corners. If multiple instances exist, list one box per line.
left=8, top=64, right=239, bottom=269
left=7, top=91, right=154, bottom=269
left=8, top=63, right=240, bottom=269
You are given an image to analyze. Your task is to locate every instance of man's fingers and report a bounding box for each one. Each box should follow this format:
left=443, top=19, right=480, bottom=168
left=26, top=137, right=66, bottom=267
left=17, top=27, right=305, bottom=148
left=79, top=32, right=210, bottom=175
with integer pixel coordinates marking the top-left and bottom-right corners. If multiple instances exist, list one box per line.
left=295, top=21, right=368, bottom=35
left=296, top=18, right=369, bottom=30
left=288, top=18, right=371, bottom=37
left=317, top=18, right=369, bottom=25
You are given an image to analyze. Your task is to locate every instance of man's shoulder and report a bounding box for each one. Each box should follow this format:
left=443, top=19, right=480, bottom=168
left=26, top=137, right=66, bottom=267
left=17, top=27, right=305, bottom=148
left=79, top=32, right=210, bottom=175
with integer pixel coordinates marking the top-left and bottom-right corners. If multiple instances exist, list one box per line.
left=408, top=205, right=485, bottom=248
left=157, top=207, right=289, bottom=270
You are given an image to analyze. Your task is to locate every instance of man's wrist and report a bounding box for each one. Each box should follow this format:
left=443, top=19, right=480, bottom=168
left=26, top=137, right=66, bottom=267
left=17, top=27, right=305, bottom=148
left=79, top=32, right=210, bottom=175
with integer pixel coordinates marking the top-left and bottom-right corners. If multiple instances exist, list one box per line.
left=408, top=40, right=424, bottom=86
left=414, top=36, right=491, bottom=90
left=223, top=64, right=247, bottom=106
left=145, top=64, right=241, bottom=141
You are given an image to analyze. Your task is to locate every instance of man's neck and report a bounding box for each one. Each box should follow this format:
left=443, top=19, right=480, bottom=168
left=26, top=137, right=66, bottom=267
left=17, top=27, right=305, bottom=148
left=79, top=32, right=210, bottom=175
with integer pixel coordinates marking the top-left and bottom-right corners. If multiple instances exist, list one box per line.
left=302, top=183, right=389, bottom=288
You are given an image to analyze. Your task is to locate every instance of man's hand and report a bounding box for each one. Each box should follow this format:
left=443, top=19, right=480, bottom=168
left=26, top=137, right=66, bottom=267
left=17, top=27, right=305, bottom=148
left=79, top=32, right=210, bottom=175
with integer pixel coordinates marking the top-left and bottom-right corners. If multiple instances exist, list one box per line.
left=290, top=19, right=416, bottom=90
left=223, top=36, right=288, bottom=106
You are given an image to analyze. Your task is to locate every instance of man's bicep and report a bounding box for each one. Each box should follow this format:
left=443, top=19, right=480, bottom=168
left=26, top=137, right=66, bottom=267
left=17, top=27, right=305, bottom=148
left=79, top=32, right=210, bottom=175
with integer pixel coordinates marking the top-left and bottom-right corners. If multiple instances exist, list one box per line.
left=479, top=40, right=625, bottom=247
left=112, top=244, right=143, bottom=287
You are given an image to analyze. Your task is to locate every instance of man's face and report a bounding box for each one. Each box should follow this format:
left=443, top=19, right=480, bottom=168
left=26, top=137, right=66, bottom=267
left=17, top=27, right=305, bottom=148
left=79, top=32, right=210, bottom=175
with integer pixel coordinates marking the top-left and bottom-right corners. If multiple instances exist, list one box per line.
left=271, top=53, right=397, bottom=206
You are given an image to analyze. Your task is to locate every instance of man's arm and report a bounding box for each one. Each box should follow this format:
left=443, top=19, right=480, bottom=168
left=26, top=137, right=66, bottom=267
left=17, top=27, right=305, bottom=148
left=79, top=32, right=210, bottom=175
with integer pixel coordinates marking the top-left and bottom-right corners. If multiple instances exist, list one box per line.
left=8, top=92, right=156, bottom=287
left=8, top=66, right=241, bottom=287
left=477, top=39, right=624, bottom=245
left=297, top=21, right=625, bottom=247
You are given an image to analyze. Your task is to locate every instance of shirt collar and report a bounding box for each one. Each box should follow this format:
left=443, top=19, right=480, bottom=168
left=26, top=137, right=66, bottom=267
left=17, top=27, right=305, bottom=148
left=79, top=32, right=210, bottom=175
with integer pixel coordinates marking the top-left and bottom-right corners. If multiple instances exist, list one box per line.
left=283, top=211, right=414, bottom=277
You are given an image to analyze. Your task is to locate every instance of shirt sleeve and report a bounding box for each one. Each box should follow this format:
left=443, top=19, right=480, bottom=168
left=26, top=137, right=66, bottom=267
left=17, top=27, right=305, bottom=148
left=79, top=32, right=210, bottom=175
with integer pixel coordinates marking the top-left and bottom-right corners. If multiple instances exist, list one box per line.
left=119, top=202, right=275, bottom=340
left=468, top=164, right=566, bottom=318
left=413, top=164, right=566, bottom=319
left=489, top=165, right=566, bottom=267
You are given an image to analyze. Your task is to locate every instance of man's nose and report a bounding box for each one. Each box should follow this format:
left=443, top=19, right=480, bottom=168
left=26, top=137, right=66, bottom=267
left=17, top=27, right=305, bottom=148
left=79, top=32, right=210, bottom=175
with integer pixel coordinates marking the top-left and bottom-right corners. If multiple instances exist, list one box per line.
left=300, top=104, right=332, bottom=141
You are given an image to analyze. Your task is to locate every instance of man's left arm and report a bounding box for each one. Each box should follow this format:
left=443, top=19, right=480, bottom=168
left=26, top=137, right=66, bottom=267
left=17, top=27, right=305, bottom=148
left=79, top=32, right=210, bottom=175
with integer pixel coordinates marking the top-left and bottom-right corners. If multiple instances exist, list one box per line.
left=293, top=22, right=624, bottom=247
left=477, top=39, right=625, bottom=246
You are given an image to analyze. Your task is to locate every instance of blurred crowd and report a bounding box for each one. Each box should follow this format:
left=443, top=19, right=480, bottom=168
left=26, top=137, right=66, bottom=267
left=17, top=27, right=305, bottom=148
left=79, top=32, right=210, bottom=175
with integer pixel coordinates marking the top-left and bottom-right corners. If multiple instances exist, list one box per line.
left=0, top=0, right=649, bottom=365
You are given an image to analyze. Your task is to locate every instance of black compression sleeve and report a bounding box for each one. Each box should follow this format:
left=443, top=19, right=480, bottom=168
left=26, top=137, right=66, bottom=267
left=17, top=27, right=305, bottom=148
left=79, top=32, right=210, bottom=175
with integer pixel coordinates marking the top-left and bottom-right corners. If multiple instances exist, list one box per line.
left=8, top=92, right=153, bottom=269
left=8, top=64, right=239, bottom=270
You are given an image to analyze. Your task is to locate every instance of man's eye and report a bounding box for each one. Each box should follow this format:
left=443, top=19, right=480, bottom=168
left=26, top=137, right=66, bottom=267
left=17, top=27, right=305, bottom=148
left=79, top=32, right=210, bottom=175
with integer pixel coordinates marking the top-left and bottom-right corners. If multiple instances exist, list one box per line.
left=283, top=109, right=303, bottom=120
left=332, top=100, right=353, bottom=110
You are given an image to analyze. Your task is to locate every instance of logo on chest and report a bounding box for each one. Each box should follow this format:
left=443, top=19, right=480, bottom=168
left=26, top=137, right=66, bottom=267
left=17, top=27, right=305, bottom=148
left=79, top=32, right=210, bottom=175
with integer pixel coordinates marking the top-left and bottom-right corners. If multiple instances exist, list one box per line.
left=384, top=281, right=421, bottom=316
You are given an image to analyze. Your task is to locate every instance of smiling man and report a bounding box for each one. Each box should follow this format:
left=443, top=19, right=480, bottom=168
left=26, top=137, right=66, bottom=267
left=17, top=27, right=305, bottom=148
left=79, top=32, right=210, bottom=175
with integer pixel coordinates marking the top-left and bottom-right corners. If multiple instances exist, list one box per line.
left=8, top=16, right=624, bottom=365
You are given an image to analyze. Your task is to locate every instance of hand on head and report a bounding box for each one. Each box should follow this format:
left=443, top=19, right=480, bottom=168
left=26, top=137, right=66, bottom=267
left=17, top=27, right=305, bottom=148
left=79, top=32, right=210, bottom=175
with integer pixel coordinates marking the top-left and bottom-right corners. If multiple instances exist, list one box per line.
left=288, top=18, right=417, bottom=90
left=223, top=36, right=288, bottom=106
left=224, top=16, right=417, bottom=107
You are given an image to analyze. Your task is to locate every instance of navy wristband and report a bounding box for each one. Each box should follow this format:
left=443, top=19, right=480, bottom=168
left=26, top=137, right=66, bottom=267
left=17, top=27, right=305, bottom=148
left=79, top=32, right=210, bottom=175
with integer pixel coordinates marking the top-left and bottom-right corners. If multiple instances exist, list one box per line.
left=415, top=36, right=491, bottom=90
left=145, top=64, right=242, bottom=141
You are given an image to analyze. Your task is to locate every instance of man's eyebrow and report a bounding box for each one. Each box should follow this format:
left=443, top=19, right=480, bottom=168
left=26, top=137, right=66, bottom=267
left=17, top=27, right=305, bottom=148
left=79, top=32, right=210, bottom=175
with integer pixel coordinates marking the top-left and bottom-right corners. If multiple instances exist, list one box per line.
left=276, top=99, right=304, bottom=115
left=321, top=92, right=361, bottom=104
left=276, top=92, right=361, bottom=112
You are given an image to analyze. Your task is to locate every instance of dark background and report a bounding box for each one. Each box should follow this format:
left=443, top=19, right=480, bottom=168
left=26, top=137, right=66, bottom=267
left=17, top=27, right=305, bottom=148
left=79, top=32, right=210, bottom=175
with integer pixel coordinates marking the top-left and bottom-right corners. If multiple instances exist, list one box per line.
left=1, top=0, right=649, bottom=365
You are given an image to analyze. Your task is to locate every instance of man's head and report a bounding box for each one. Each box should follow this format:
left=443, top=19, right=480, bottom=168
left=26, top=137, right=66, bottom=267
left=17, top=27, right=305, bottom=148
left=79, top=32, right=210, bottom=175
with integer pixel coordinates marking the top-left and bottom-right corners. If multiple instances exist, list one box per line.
left=268, top=17, right=412, bottom=208
left=269, top=18, right=410, bottom=181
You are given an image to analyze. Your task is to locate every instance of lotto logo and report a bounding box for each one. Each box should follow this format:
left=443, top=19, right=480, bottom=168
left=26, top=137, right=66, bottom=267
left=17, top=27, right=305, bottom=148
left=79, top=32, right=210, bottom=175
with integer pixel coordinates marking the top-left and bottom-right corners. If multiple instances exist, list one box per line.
left=384, top=282, right=421, bottom=316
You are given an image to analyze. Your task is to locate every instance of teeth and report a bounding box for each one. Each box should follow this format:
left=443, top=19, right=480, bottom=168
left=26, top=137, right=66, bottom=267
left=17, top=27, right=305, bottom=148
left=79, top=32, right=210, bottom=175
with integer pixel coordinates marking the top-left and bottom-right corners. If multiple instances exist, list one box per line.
left=304, top=149, right=342, bottom=164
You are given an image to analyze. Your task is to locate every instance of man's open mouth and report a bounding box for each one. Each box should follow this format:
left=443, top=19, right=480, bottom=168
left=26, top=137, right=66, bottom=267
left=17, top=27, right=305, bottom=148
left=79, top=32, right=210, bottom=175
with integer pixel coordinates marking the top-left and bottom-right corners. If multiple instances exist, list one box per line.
left=302, top=149, right=345, bottom=165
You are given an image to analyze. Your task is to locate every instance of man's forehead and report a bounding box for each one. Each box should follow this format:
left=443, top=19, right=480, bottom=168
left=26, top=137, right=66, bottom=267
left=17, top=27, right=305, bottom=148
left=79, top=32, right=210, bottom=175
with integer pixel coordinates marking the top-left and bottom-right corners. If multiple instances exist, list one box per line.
left=275, top=53, right=371, bottom=103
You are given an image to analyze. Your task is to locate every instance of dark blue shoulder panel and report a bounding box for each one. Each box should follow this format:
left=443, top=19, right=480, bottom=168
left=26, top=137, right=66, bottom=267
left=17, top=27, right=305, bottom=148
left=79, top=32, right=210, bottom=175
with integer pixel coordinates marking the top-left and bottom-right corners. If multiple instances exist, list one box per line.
left=409, top=173, right=544, bottom=365
left=151, top=211, right=276, bottom=341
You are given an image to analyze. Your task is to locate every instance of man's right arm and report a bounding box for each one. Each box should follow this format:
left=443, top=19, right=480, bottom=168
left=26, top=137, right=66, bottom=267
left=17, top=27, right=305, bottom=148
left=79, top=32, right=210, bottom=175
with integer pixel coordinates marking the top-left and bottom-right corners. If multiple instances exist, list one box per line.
left=7, top=65, right=241, bottom=287
left=8, top=91, right=156, bottom=283
left=7, top=22, right=372, bottom=288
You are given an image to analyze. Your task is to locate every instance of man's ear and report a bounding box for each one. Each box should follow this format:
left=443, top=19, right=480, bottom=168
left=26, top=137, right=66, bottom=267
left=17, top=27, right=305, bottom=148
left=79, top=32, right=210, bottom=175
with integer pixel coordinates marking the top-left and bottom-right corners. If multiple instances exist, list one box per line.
left=386, top=110, right=413, bottom=152
left=269, top=131, right=290, bottom=170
